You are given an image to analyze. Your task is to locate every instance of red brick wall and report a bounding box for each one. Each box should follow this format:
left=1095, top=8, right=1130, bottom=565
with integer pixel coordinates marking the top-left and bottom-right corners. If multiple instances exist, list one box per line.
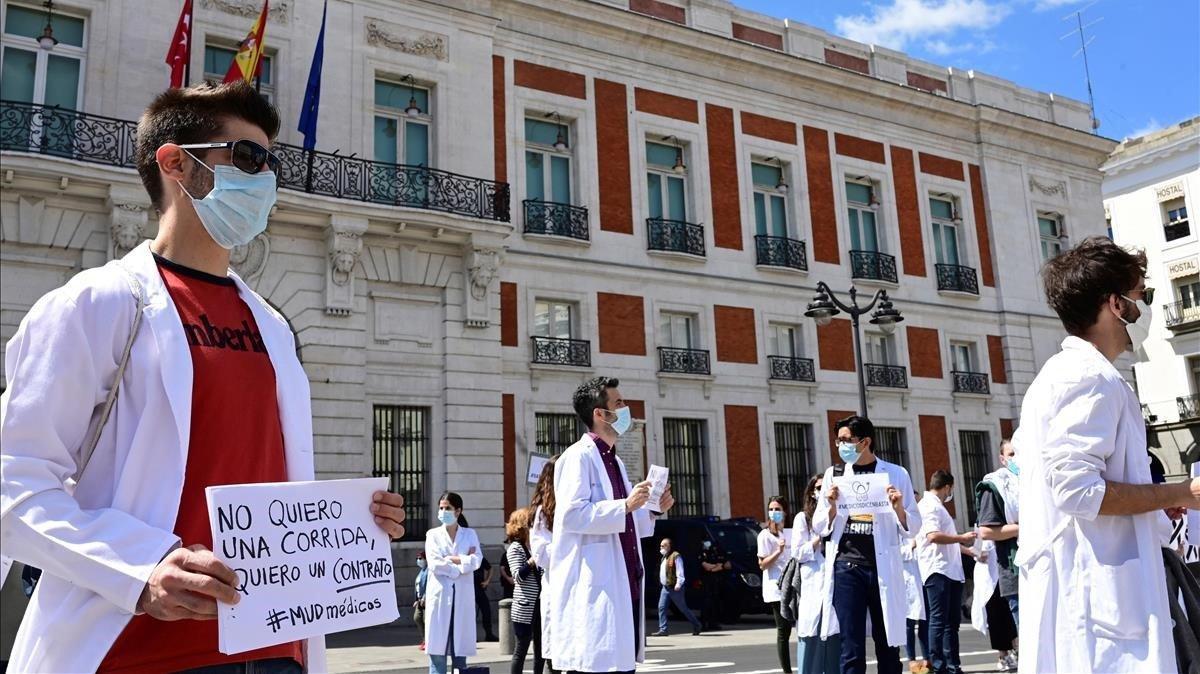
left=918, top=152, right=965, bottom=181
left=626, top=399, right=646, bottom=420
left=919, top=415, right=950, bottom=488
left=826, top=409, right=857, bottom=463
left=825, top=49, right=870, bottom=74
left=834, top=133, right=885, bottom=164
left=706, top=104, right=743, bottom=250
left=513, top=60, right=586, bottom=100
left=492, top=56, right=507, bottom=183
left=597, top=292, right=646, bottom=355
left=907, top=326, right=943, bottom=379
left=595, top=79, right=633, bottom=234
left=817, top=318, right=855, bottom=372
left=987, top=335, right=1007, bottom=384
left=732, top=23, right=784, bottom=50
left=502, top=394, right=516, bottom=515
left=725, top=405, right=764, bottom=518
left=891, top=146, right=926, bottom=278
left=630, top=0, right=685, bottom=24
left=907, top=71, right=948, bottom=93
left=741, top=111, right=797, bottom=144
left=999, top=418, right=1015, bottom=441
left=714, top=305, right=757, bottom=364
left=634, top=87, right=698, bottom=123
left=969, top=164, right=997, bottom=288
left=501, top=282, right=518, bottom=347
left=804, top=126, right=839, bottom=264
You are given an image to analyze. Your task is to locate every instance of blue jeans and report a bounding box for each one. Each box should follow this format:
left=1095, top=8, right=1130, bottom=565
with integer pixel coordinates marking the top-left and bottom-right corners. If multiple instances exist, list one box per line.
left=177, top=659, right=302, bottom=674
left=924, top=573, right=964, bottom=674
left=658, top=587, right=700, bottom=633
left=905, top=618, right=929, bottom=662
left=831, top=560, right=902, bottom=674
left=797, top=634, right=841, bottom=674
left=1006, top=594, right=1019, bottom=630
left=430, top=655, right=468, bottom=674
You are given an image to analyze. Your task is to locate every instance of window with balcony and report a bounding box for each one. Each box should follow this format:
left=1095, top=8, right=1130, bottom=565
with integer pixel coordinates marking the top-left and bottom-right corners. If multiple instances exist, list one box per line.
left=846, top=179, right=896, bottom=283
left=372, top=77, right=432, bottom=204
left=663, top=418, right=710, bottom=517
left=865, top=332, right=907, bottom=388
left=931, top=195, right=978, bottom=295
left=532, top=299, right=589, bottom=366
left=1166, top=276, right=1200, bottom=331
left=524, top=115, right=587, bottom=240
left=1, top=3, right=85, bottom=154
left=774, top=422, right=813, bottom=512
left=659, top=312, right=709, bottom=374
left=950, top=341, right=989, bottom=394
left=767, top=323, right=813, bottom=381
left=204, top=45, right=273, bottom=101
left=1164, top=199, right=1190, bottom=242
left=535, top=412, right=582, bottom=456
left=753, top=161, right=805, bottom=270
left=646, top=139, right=703, bottom=256
left=1038, top=212, right=1066, bottom=261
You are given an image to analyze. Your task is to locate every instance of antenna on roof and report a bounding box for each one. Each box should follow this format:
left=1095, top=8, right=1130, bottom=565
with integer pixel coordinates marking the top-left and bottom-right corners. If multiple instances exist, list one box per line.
left=1060, top=1, right=1102, bottom=133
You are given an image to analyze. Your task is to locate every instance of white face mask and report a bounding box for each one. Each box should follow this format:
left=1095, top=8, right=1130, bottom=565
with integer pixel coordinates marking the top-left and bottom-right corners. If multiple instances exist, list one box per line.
left=178, top=151, right=277, bottom=249
left=943, top=491, right=954, bottom=504
left=1118, top=295, right=1152, bottom=359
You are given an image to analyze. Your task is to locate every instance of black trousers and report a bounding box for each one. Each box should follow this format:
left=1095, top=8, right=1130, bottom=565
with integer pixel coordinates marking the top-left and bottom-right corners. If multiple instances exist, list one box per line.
left=701, top=574, right=723, bottom=627
left=475, top=587, right=495, bottom=638
left=512, top=604, right=545, bottom=674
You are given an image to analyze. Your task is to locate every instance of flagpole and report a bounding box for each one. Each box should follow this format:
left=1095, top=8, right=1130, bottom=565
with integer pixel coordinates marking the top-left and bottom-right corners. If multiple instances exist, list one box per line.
left=305, top=149, right=315, bottom=194
left=184, top=5, right=192, bottom=87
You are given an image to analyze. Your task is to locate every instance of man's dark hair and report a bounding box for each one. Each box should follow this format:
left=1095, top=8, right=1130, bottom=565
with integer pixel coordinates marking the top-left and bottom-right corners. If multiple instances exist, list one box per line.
left=930, top=470, right=954, bottom=490
left=135, top=81, right=281, bottom=210
left=1041, top=236, right=1147, bottom=337
left=836, top=415, right=875, bottom=443
left=573, top=377, right=619, bottom=430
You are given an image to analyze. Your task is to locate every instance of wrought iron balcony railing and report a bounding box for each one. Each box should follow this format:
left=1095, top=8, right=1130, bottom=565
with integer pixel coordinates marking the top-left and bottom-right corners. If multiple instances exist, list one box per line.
left=865, top=363, right=908, bottom=389
left=1180, top=394, right=1200, bottom=421
left=755, top=235, right=808, bottom=271
left=768, top=355, right=815, bottom=382
left=658, top=347, right=711, bottom=375
left=849, top=250, right=898, bottom=284
left=647, top=217, right=705, bottom=257
left=936, top=263, right=980, bottom=295
left=1164, top=301, right=1200, bottom=330
left=0, top=100, right=510, bottom=222
left=523, top=200, right=589, bottom=241
left=951, top=370, right=990, bottom=394
left=531, top=336, right=591, bottom=367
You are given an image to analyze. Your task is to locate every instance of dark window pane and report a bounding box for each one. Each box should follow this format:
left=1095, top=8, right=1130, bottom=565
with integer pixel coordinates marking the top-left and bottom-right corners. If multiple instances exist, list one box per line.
left=535, top=413, right=582, bottom=456
left=372, top=405, right=429, bottom=541
left=663, top=418, right=709, bottom=517
left=959, top=430, right=992, bottom=524
left=774, top=422, right=812, bottom=516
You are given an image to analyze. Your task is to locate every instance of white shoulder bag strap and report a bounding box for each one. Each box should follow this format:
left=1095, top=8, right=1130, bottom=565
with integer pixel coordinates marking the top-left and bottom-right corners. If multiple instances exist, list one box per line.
left=72, top=263, right=146, bottom=483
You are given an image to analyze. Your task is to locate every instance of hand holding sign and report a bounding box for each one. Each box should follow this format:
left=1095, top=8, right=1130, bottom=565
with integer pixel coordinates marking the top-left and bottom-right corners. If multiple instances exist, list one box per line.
left=370, top=490, right=406, bottom=540
left=644, top=465, right=669, bottom=512
left=138, top=545, right=241, bottom=621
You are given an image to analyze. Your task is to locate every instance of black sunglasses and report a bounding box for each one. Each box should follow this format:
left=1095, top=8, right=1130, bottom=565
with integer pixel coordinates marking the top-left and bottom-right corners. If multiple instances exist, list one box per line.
left=179, top=139, right=282, bottom=181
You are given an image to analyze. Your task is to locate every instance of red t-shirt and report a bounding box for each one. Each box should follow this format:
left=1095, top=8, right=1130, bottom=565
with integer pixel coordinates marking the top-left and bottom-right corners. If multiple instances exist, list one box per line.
left=100, top=255, right=302, bottom=673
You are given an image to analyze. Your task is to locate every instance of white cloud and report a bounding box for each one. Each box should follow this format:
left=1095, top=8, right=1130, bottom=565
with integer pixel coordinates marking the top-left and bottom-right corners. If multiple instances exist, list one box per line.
left=1127, top=118, right=1164, bottom=140
left=834, top=0, right=1011, bottom=52
left=1033, top=0, right=1088, bottom=11
left=923, top=38, right=997, bottom=56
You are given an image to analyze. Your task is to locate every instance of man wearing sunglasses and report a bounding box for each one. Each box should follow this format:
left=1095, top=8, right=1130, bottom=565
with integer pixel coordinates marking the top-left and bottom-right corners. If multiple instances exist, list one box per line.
left=0, top=82, right=405, bottom=674
left=1012, top=236, right=1199, bottom=674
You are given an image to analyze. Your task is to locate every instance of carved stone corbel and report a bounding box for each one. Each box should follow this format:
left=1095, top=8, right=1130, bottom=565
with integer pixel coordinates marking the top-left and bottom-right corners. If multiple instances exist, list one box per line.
left=464, top=246, right=503, bottom=328
left=107, top=187, right=151, bottom=260
left=326, top=214, right=367, bottom=316
left=230, top=232, right=270, bottom=284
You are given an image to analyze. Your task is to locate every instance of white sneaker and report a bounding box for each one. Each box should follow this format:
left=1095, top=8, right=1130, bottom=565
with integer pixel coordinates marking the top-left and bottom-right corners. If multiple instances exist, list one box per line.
left=1001, top=652, right=1018, bottom=672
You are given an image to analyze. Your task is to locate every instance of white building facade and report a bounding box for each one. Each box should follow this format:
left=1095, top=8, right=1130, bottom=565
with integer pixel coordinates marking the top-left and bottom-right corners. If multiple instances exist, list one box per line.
left=1103, top=117, right=1200, bottom=478
left=0, top=0, right=1112, bottom=594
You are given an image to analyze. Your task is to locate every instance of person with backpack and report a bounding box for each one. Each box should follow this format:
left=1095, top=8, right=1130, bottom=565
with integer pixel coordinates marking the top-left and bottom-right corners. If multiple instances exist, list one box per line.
left=0, top=82, right=407, bottom=674
left=793, top=474, right=840, bottom=674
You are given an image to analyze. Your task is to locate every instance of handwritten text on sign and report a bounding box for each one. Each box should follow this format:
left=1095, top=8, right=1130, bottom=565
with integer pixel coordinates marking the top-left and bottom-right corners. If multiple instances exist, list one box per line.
left=206, top=477, right=399, bottom=655
left=832, top=473, right=892, bottom=516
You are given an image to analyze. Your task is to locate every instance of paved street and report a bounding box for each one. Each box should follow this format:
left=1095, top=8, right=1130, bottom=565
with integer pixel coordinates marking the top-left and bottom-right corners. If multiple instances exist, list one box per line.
left=327, top=615, right=1009, bottom=674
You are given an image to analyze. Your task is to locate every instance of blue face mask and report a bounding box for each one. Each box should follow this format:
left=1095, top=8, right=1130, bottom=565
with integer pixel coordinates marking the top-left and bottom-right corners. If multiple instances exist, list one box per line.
left=838, top=441, right=862, bottom=464
left=179, top=152, right=277, bottom=249
left=609, top=406, right=632, bottom=436
left=768, top=510, right=784, bottom=524
left=438, top=509, right=457, bottom=526
left=1006, top=456, right=1020, bottom=476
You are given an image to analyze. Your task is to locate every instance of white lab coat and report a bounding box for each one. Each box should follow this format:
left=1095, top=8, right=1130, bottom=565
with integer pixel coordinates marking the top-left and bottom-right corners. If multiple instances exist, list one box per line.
left=971, top=540, right=998, bottom=634
left=530, top=505, right=554, bottom=661
left=812, top=458, right=921, bottom=646
left=901, top=540, right=926, bottom=622
left=1013, top=336, right=1174, bottom=674
left=0, top=242, right=327, bottom=673
left=757, top=527, right=792, bottom=602
left=549, top=434, right=654, bottom=672
left=424, top=524, right=482, bottom=657
left=790, top=512, right=835, bottom=638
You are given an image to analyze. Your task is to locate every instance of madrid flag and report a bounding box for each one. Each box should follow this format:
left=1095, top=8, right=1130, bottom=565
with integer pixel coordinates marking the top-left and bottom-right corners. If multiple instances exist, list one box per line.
left=223, top=0, right=268, bottom=85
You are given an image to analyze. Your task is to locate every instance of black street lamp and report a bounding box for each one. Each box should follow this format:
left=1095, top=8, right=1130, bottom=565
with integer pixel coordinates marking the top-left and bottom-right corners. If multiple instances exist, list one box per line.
left=804, top=281, right=904, bottom=416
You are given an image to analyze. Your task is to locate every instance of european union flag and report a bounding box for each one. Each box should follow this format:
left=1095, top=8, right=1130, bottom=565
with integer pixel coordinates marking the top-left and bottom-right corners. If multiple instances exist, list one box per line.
left=297, top=0, right=327, bottom=152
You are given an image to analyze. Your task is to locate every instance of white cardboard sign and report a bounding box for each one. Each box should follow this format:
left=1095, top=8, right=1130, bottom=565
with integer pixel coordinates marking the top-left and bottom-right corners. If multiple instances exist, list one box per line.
left=527, top=453, right=552, bottom=485
left=644, top=464, right=669, bottom=512
left=206, top=477, right=399, bottom=655
left=832, top=473, right=892, bottom=516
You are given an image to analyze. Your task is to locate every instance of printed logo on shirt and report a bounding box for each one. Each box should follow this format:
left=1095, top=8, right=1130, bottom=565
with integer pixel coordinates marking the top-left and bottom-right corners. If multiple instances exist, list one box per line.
left=182, top=314, right=268, bottom=353
left=846, top=513, right=874, bottom=536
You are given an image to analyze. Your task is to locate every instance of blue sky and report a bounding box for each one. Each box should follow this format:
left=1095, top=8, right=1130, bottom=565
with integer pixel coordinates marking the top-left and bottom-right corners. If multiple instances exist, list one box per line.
left=731, top=0, right=1199, bottom=141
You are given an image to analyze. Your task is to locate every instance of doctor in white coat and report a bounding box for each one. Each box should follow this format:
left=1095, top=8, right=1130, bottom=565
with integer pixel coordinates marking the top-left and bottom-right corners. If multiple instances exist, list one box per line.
left=813, top=415, right=921, bottom=674
left=549, top=377, right=674, bottom=673
left=793, top=473, right=840, bottom=674
left=1015, top=236, right=1200, bottom=674
left=424, top=492, right=483, bottom=674
left=529, top=456, right=557, bottom=667
left=0, top=83, right=407, bottom=673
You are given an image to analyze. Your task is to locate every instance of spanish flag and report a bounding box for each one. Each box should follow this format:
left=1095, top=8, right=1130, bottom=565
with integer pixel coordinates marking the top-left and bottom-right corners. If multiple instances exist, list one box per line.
left=223, top=0, right=268, bottom=85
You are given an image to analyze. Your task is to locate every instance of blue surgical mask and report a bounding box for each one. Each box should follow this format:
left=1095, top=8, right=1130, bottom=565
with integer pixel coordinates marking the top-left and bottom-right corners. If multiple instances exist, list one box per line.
left=1006, top=456, right=1020, bottom=476
left=610, top=406, right=632, bottom=436
left=438, top=510, right=457, bottom=526
left=768, top=511, right=784, bottom=524
left=838, top=441, right=862, bottom=464
left=179, top=152, right=277, bottom=249
left=417, top=560, right=427, bottom=569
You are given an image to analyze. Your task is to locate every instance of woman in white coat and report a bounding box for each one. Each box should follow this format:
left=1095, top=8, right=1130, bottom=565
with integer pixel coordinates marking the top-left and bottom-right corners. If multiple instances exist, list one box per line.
left=529, top=457, right=557, bottom=673
left=758, top=496, right=794, bottom=674
left=793, top=474, right=841, bottom=674
left=425, top=492, right=482, bottom=674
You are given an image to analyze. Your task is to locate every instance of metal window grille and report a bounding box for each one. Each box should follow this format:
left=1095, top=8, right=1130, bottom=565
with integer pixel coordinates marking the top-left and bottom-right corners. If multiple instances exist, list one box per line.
left=873, top=427, right=909, bottom=474
left=775, top=423, right=812, bottom=514
left=959, top=430, right=992, bottom=523
left=372, top=405, right=429, bottom=541
left=663, top=418, right=709, bottom=517
left=535, top=413, right=582, bottom=456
